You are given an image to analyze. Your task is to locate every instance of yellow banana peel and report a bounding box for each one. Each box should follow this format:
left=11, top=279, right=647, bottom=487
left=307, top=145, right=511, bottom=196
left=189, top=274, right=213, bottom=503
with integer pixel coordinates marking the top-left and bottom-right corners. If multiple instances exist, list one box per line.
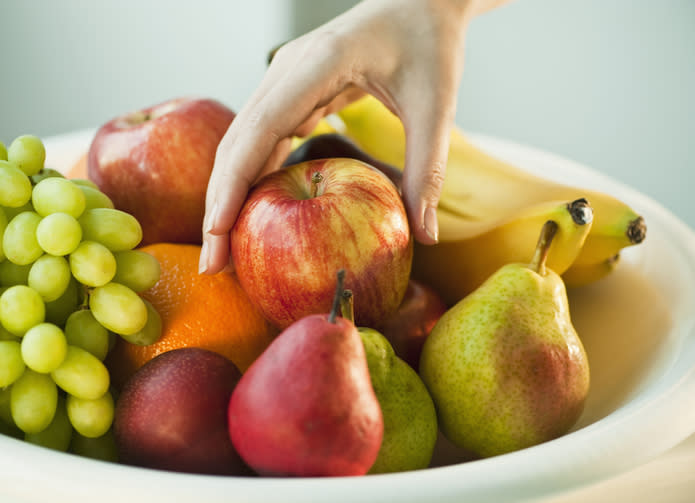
left=333, top=95, right=646, bottom=287
left=562, top=254, right=621, bottom=288
left=413, top=199, right=594, bottom=305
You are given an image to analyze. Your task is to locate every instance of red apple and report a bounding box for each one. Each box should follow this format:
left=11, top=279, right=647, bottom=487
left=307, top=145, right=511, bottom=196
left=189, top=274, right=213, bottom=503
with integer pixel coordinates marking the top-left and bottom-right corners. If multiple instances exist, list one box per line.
left=231, top=158, right=413, bottom=329
left=87, top=96, right=235, bottom=245
left=113, top=347, right=247, bottom=475
left=375, top=279, right=447, bottom=371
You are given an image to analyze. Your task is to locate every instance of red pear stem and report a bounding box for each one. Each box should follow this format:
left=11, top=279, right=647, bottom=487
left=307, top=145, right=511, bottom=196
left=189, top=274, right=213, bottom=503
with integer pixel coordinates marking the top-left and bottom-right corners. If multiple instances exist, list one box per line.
left=328, top=269, right=346, bottom=324
left=340, top=289, right=355, bottom=323
left=310, top=171, right=324, bottom=198
left=529, top=220, right=558, bottom=275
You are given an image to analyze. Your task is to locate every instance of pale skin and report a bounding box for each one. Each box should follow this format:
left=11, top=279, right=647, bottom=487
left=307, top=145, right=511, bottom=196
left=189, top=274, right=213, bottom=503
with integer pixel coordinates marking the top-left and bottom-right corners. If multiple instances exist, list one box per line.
left=200, top=0, right=512, bottom=274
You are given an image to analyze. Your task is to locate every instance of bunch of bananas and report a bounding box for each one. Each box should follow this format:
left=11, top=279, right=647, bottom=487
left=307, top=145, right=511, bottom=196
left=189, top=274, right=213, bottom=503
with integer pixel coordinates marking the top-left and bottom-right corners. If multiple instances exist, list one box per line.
left=297, top=96, right=646, bottom=306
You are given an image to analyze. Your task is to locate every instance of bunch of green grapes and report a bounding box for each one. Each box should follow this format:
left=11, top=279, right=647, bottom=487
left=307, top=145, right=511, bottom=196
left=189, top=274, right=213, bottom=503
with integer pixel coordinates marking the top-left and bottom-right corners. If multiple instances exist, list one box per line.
left=0, top=135, right=161, bottom=459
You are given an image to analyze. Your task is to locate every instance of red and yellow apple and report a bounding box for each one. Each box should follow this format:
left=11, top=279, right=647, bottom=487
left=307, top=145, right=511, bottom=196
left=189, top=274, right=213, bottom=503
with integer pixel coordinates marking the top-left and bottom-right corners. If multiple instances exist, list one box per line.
left=376, top=279, right=447, bottom=371
left=231, top=158, right=413, bottom=329
left=87, top=96, right=235, bottom=245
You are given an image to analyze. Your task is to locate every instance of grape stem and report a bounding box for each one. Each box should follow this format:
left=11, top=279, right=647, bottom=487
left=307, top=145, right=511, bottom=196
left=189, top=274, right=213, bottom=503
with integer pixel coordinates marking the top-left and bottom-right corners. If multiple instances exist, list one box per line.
left=78, top=285, right=92, bottom=310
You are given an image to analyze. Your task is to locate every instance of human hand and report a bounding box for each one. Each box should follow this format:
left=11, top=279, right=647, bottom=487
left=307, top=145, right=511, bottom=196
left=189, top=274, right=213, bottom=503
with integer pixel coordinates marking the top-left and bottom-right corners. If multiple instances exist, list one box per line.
left=200, top=0, right=506, bottom=274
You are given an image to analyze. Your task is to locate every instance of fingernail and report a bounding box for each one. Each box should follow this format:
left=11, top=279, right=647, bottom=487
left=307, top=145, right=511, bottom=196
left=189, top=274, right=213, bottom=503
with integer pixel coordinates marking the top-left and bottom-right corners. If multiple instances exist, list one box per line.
left=424, top=206, right=439, bottom=243
left=204, top=202, right=218, bottom=234
left=198, top=240, right=209, bottom=274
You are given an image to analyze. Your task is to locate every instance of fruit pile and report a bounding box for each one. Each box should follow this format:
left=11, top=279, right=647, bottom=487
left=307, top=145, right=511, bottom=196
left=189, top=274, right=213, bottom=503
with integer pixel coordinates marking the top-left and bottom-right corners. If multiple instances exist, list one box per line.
left=0, top=134, right=160, bottom=457
left=0, top=94, right=647, bottom=478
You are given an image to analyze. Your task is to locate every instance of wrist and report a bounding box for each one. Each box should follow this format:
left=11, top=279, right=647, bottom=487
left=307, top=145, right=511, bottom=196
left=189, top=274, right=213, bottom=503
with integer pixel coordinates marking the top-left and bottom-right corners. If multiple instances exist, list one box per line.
left=436, top=0, right=510, bottom=22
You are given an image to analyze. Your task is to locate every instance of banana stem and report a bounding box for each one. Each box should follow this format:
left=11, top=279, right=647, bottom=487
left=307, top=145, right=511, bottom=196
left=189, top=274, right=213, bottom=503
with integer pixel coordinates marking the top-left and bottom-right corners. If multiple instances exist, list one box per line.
left=627, top=216, right=647, bottom=244
left=568, top=198, right=593, bottom=226
left=529, top=220, right=559, bottom=275
left=328, top=269, right=346, bottom=324
left=340, top=289, right=355, bottom=323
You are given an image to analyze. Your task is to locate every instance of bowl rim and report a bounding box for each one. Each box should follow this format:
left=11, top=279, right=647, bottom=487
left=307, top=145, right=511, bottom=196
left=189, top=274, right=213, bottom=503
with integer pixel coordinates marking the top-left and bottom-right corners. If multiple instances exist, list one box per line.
left=2, top=129, right=695, bottom=503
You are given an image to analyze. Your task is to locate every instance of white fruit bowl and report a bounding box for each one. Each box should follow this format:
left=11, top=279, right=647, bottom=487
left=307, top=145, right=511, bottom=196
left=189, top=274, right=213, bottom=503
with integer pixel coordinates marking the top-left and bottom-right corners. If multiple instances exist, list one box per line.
left=2, top=130, right=695, bottom=503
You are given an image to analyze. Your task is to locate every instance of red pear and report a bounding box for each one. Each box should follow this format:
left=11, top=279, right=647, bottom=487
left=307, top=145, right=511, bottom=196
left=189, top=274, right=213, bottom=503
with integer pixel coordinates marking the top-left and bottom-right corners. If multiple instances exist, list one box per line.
left=228, top=271, right=383, bottom=477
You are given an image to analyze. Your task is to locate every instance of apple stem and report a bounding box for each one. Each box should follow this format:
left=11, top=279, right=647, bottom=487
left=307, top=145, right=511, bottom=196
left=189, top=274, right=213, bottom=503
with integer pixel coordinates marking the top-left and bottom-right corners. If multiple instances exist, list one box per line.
left=529, top=220, right=558, bottom=275
left=310, top=172, right=324, bottom=198
left=340, top=289, right=355, bottom=323
left=328, top=269, right=346, bottom=324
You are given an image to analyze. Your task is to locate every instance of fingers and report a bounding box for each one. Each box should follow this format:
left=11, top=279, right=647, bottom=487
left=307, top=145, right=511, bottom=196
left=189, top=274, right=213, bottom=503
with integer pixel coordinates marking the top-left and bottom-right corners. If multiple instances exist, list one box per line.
left=399, top=92, right=457, bottom=246
left=199, top=232, right=231, bottom=275
left=200, top=42, right=356, bottom=274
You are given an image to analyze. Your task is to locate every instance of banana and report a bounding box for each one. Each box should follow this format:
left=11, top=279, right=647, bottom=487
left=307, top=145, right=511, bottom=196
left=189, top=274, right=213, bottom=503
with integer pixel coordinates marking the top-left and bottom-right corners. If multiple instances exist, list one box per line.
left=412, top=198, right=594, bottom=306
left=334, top=96, right=646, bottom=276
left=562, top=254, right=621, bottom=288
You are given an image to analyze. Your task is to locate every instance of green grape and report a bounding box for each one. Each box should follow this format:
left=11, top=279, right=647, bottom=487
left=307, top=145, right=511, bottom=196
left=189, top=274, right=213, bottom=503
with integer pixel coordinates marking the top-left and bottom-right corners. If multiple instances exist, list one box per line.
left=64, top=309, right=110, bottom=361
left=7, top=134, right=46, bottom=176
left=119, top=299, right=162, bottom=346
left=0, top=213, right=7, bottom=263
left=70, top=178, right=98, bottom=190
left=66, top=390, right=113, bottom=438
left=89, top=282, right=147, bottom=335
left=21, top=323, right=68, bottom=373
left=44, top=277, right=81, bottom=326
left=0, top=140, right=7, bottom=160
left=0, top=386, right=14, bottom=425
left=51, top=345, right=110, bottom=400
left=0, top=207, right=7, bottom=262
left=0, top=416, right=23, bottom=439
left=112, top=249, right=161, bottom=292
left=36, top=212, right=82, bottom=256
left=28, top=254, right=71, bottom=302
left=0, top=285, right=45, bottom=336
left=0, top=160, right=32, bottom=208
left=3, top=211, right=43, bottom=265
left=69, top=241, right=116, bottom=287
left=78, top=185, right=115, bottom=210
left=0, top=340, right=26, bottom=386
left=25, top=395, right=72, bottom=452
left=78, top=208, right=142, bottom=251
left=3, top=201, right=33, bottom=221
left=70, top=428, right=118, bottom=462
left=0, top=260, right=31, bottom=286
left=0, top=386, right=23, bottom=439
left=30, top=168, right=65, bottom=185
left=0, top=323, right=21, bottom=341
left=31, top=177, right=86, bottom=218
left=10, top=369, right=58, bottom=434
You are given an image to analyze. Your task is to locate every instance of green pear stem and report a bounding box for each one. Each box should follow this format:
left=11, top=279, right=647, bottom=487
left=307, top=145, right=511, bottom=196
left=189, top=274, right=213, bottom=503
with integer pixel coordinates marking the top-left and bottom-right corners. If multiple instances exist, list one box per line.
left=328, top=269, right=346, bottom=324
left=310, top=172, right=324, bottom=198
left=340, top=289, right=355, bottom=323
left=529, top=220, right=558, bottom=275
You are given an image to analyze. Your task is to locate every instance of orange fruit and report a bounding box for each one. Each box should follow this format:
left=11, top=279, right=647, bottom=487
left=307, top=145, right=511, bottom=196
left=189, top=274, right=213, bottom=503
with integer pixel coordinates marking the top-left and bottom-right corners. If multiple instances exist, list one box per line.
left=67, top=152, right=88, bottom=179
left=105, top=243, right=278, bottom=389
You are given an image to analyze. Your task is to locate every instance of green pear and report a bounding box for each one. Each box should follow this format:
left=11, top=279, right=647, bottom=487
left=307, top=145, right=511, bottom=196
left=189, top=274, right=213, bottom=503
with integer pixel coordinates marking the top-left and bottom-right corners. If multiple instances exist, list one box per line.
left=359, top=327, right=438, bottom=473
left=341, top=290, right=438, bottom=473
left=420, top=220, right=590, bottom=458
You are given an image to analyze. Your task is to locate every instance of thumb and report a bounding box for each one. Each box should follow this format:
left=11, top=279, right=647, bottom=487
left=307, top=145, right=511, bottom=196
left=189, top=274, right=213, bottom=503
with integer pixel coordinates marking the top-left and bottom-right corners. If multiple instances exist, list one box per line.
left=399, top=99, right=456, bottom=245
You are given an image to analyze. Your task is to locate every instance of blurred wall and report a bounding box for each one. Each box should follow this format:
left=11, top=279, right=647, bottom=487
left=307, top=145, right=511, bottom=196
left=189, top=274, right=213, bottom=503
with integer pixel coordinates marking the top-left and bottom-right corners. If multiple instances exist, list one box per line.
left=0, top=0, right=292, bottom=139
left=1, top=0, right=692, bottom=228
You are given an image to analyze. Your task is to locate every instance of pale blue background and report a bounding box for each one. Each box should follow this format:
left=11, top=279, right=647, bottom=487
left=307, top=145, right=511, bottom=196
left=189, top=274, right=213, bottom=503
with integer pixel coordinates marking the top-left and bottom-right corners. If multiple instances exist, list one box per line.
left=1, top=0, right=692, bottom=228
